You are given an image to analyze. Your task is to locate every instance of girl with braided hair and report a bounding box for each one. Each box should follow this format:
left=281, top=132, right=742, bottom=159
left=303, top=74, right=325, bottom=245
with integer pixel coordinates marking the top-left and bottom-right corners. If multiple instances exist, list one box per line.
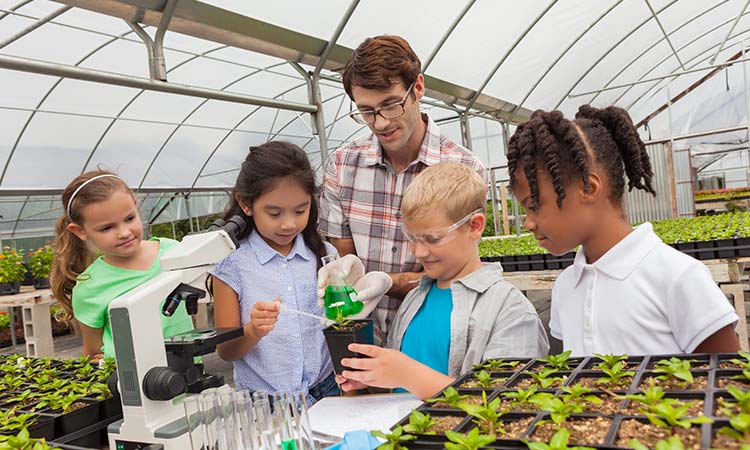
left=508, top=105, right=739, bottom=356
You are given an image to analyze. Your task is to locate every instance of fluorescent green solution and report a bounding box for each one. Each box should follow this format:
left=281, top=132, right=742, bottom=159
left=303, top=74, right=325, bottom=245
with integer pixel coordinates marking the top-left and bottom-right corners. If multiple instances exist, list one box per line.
left=324, top=285, right=363, bottom=319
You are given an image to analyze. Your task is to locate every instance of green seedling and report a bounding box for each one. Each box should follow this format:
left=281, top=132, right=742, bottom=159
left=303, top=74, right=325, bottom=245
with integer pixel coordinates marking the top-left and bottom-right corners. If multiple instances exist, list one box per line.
left=596, top=361, right=635, bottom=388
left=370, top=426, right=415, bottom=450
left=9, top=389, right=38, bottom=407
left=473, top=359, right=520, bottom=372
left=717, top=412, right=750, bottom=446
left=97, top=358, right=116, bottom=382
left=466, top=370, right=500, bottom=389
left=629, top=436, right=686, bottom=450
left=729, top=352, right=750, bottom=370
left=560, top=384, right=602, bottom=407
left=0, top=428, right=61, bottom=450
left=731, top=369, right=750, bottom=385
left=502, top=386, right=553, bottom=410
left=0, top=410, right=38, bottom=432
left=720, top=385, right=750, bottom=415
left=523, top=428, right=595, bottom=450
left=330, top=309, right=352, bottom=331
left=653, top=357, right=694, bottom=384
left=593, top=353, right=629, bottom=370
left=537, top=351, right=573, bottom=370
left=644, top=400, right=712, bottom=435
left=425, top=387, right=473, bottom=409
left=445, top=427, right=496, bottom=450
left=528, top=368, right=565, bottom=389
left=534, top=396, right=584, bottom=425
left=75, top=363, right=95, bottom=380
left=622, top=385, right=666, bottom=413
left=459, top=391, right=508, bottom=435
left=34, top=391, right=86, bottom=414
left=402, top=410, right=436, bottom=435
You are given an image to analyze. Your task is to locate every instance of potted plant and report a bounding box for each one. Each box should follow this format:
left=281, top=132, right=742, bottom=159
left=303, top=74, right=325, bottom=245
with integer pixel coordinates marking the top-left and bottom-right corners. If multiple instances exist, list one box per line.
left=27, top=246, right=53, bottom=290
left=0, top=247, right=26, bottom=295
left=322, top=311, right=374, bottom=375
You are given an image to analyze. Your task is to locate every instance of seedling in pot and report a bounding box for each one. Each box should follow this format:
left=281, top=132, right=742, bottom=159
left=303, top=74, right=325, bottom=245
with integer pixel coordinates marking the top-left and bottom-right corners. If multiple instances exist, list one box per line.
left=8, top=389, right=38, bottom=407
left=425, top=387, right=474, bottom=409
left=643, top=400, right=712, bottom=435
left=0, top=428, right=59, bottom=450
left=523, top=429, right=595, bottom=450
left=527, top=368, right=565, bottom=389
left=537, top=351, right=573, bottom=371
left=461, top=370, right=504, bottom=389
left=622, top=385, right=667, bottom=414
left=371, top=426, right=415, bottom=450
left=472, top=358, right=520, bottom=372
left=728, top=351, right=750, bottom=370
left=593, top=353, right=629, bottom=370
left=560, top=384, right=602, bottom=408
left=534, top=396, right=584, bottom=425
left=33, top=391, right=87, bottom=414
left=653, top=357, right=694, bottom=384
left=402, top=410, right=437, bottom=435
left=0, top=409, right=38, bottom=433
left=459, top=391, right=508, bottom=435
left=717, top=412, right=750, bottom=446
left=445, top=427, right=496, bottom=450
left=628, top=436, right=686, bottom=450
left=501, top=386, right=553, bottom=411
left=595, top=361, right=634, bottom=388
left=718, top=385, right=750, bottom=416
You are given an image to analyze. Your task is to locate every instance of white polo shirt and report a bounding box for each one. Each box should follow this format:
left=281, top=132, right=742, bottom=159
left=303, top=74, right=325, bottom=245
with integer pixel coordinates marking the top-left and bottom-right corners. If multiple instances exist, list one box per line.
left=550, top=222, right=738, bottom=356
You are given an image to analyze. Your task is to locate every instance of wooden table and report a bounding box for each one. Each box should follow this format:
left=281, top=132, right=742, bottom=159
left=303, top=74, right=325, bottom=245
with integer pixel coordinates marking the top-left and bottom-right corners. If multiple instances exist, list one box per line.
left=0, top=287, right=56, bottom=357
left=503, top=257, right=750, bottom=352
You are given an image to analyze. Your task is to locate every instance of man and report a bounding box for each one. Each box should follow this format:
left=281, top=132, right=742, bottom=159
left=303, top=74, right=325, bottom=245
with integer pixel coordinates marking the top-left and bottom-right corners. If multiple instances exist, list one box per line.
left=319, top=35, right=487, bottom=345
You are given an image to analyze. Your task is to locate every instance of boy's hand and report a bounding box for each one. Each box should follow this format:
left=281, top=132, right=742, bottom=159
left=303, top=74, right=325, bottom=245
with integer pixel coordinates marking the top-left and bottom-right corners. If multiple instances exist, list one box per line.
left=247, top=298, right=281, bottom=340
left=334, top=374, right=368, bottom=392
left=339, top=344, right=415, bottom=389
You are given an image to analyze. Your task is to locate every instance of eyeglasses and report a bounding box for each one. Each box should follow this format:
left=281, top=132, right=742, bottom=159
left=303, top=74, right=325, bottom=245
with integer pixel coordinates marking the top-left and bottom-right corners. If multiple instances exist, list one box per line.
left=401, top=208, right=483, bottom=248
left=348, top=83, right=415, bottom=124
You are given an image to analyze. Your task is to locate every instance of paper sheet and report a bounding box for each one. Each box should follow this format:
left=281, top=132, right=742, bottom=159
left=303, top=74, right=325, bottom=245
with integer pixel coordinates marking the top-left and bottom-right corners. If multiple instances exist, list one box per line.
left=308, top=393, right=423, bottom=438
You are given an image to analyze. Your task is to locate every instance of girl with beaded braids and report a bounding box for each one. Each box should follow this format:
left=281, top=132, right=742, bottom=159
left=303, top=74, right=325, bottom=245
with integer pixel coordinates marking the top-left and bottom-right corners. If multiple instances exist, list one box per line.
left=508, top=105, right=739, bottom=356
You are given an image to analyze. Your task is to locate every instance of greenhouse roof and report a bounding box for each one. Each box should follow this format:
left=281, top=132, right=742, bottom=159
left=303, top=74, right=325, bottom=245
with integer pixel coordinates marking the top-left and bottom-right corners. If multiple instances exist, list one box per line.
left=2, top=0, right=750, bottom=237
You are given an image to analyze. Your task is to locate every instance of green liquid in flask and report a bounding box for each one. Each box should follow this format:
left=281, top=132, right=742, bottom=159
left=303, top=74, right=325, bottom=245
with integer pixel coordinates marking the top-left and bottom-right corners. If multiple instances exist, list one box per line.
left=324, top=285, right=364, bottom=319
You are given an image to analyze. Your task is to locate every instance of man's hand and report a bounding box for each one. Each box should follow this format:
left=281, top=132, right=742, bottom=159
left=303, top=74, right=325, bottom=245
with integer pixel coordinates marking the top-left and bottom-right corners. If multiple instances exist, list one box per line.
left=246, top=298, right=281, bottom=340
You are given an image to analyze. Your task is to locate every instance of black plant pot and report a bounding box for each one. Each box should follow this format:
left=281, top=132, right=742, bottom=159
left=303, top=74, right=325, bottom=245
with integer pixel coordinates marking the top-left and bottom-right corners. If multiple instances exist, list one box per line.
left=54, top=400, right=100, bottom=447
left=515, top=255, right=532, bottom=272
left=695, top=240, right=716, bottom=260
left=0, top=282, right=21, bottom=295
left=21, top=265, right=33, bottom=287
left=715, top=238, right=736, bottom=259
left=559, top=251, right=577, bottom=269
left=736, top=237, right=750, bottom=257
left=33, top=277, right=50, bottom=289
left=323, top=319, right=374, bottom=375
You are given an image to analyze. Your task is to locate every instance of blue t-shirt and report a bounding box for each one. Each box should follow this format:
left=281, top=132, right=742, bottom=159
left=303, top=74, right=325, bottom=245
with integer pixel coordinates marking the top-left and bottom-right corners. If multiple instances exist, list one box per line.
left=400, top=281, right=453, bottom=376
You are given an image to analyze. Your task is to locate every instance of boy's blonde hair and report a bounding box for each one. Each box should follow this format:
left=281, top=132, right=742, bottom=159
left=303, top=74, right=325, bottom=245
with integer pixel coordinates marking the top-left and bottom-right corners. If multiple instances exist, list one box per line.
left=402, top=162, right=486, bottom=222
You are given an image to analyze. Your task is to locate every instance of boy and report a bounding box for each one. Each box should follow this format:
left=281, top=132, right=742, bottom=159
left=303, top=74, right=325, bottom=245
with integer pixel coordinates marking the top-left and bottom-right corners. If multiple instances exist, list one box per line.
left=334, top=162, right=549, bottom=400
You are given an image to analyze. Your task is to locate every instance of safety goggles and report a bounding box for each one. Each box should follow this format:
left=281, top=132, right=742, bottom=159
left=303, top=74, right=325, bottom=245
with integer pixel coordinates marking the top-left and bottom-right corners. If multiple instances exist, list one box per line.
left=401, top=208, right=483, bottom=247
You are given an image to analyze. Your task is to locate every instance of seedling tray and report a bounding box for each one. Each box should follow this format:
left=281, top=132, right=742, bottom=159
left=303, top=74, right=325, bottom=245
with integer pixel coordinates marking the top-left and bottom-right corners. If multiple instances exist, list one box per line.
left=390, top=353, right=750, bottom=449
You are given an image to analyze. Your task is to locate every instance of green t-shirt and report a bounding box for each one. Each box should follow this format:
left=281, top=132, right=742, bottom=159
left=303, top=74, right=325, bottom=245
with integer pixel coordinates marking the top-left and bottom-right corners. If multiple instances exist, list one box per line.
left=72, top=237, right=195, bottom=358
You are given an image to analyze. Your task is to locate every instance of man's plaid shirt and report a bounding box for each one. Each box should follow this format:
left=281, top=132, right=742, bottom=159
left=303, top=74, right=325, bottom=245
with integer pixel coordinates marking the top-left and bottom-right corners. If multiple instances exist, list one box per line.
left=319, top=114, right=488, bottom=344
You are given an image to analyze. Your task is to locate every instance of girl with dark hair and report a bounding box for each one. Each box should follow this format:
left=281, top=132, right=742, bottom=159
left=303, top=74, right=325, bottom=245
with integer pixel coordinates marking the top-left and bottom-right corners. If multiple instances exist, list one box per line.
left=210, top=141, right=338, bottom=403
left=508, top=105, right=739, bottom=356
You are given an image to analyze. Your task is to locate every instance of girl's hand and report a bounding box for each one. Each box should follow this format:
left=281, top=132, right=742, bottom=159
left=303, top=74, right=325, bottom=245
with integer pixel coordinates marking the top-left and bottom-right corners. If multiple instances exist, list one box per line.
left=334, top=374, right=368, bottom=392
left=247, top=298, right=281, bottom=340
left=339, top=344, right=415, bottom=389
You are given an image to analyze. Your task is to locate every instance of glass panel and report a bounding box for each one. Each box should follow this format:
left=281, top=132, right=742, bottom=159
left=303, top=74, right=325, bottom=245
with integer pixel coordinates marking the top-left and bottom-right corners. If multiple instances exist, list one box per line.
left=43, top=78, right=141, bottom=117
left=120, top=91, right=206, bottom=124
left=4, top=112, right=111, bottom=188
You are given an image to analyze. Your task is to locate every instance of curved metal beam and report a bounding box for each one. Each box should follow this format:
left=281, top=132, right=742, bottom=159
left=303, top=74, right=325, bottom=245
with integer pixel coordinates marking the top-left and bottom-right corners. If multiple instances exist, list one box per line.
left=588, top=0, right=730, bottom=105
left=0, top=1, right=33, bottom=21
left=644, top=0, right=684, bottom=70
left=711, top=0, right=750, bottom=64
left=422, top=0, right=476, bottom=73
left=465, top=0, right=557, bottom=113
left=188, top=82, right=310, bottom=191
left=0, top=4, right=71, bottom=49
left=553, top=0, right=680, bottom=110
left=1, top=30, right=135, bottom=188
left=616, top=12, right=750, bottom=109
left=509, top=0, right=623, bottom=122
left=314, top=0, right=359, bottom=77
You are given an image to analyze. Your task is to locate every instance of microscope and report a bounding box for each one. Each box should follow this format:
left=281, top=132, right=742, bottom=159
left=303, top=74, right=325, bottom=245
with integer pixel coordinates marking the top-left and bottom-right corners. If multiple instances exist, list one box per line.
left=107, top=216, right=247, bottom=450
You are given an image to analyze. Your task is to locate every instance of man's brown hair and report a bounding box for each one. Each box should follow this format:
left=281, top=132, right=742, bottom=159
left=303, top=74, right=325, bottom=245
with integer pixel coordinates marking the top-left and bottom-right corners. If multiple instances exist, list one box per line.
left=342, top=35, right=421, bottom=100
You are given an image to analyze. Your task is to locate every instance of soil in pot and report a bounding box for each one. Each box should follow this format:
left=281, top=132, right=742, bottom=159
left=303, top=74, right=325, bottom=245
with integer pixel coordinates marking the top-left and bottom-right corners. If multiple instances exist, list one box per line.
left=531, top=417, right=612, bottom=445
left=712, top=427, right=750, bottom=449
left=717, top=376, right=750, bottom=389
left=459, top=376, right=507, bottom=389
left=512, top=373, right=568, bottom=390
left=615, top=418, right=701, bottom=449
left=425, top=415, right=464, bottom=434
left=470, top=416, right=534, bottom=440
left=622, top=398, right=704, bottom=417
left=323, top=320, right=374, bottom=375
left=429, top=395, right=483, bottom=409
left=577, top=395, right=624, bottom=415
left=574, top=374, right=633, bottom=390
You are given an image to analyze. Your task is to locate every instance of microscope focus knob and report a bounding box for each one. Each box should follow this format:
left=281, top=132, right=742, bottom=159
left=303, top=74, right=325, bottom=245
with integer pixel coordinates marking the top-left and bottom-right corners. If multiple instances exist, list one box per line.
left=143, top=367, right=186, bottom=401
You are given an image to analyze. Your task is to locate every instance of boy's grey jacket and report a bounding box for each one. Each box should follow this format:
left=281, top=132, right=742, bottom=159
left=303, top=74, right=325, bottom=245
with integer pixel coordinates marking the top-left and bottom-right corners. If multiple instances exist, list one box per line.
left=387, top=263, right=550, bottom=377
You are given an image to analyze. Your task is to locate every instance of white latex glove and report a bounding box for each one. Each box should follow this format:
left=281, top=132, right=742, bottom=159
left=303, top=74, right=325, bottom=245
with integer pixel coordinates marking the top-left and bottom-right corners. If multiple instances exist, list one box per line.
left=349, top=271, right=393, bottom=320
left=317, top=254, right=366, bottom=306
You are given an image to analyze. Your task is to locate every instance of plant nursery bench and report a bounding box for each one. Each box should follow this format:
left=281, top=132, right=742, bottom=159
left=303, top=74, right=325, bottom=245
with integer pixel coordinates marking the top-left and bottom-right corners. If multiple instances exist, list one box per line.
left=0, top=286, right=56, bottom=357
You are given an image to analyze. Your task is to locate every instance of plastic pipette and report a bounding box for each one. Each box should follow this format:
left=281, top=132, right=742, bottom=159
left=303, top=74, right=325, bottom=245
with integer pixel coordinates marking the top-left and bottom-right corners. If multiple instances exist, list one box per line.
left=278, top=303, right=335, bottom=327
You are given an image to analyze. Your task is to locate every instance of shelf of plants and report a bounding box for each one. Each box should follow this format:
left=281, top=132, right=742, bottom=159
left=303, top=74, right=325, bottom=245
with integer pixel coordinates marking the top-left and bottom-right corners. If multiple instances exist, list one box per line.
left=694, top=188, right=750, bottom=204
left=384, top=351, right=750, bottom=450
left=479, top=212, right=750, bottom=272
left=0, top=353, right=120, bottom=449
